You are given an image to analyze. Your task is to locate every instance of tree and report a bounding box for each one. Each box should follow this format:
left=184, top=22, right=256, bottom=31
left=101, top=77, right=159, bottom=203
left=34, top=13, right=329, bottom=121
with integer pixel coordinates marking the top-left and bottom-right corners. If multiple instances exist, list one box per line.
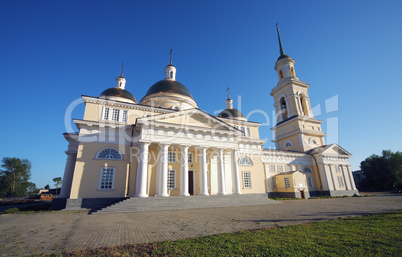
left=53, top=177, right=62, bottom=195
left=360, top=150, right=402, bottom=191
left=0, top=157, right=32, bottom=197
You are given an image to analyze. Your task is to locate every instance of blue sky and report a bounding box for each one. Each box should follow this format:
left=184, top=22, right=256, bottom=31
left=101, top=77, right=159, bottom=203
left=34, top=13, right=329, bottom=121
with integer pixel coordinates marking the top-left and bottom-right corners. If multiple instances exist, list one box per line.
left=1, top=0, right=401, bottom=188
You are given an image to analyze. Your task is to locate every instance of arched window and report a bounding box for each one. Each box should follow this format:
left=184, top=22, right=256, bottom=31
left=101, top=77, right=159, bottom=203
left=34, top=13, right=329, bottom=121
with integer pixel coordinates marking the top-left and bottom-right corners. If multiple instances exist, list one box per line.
left=96, top=147, right=123, bottom=160
left=239, top=156, right=253, bottom=166
left=170, top=71, right=173, bottom=78
left=280, top=97, right=288, bottom=121
left=303, top=167, right=312, bottom=173
left=279, top=70, right=284, bottom=79
left=299, top=94, right=308, bottom=116
left=291, top=67, right=295, bottom=77
left=283, top=140, right=293, bottom=148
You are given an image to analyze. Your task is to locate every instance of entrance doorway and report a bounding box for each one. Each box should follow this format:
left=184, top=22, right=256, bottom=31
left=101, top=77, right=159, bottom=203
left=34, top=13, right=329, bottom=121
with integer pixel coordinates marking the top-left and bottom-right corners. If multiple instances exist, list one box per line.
left=189, top=170, right=194, bottom=195
left=300, top=190, right=305, bottom=199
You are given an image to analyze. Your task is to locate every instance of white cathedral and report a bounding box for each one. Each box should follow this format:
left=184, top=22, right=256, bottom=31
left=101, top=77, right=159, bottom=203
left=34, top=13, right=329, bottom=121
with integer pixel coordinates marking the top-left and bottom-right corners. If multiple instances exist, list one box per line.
left=58, top=30, right=358, bottom=210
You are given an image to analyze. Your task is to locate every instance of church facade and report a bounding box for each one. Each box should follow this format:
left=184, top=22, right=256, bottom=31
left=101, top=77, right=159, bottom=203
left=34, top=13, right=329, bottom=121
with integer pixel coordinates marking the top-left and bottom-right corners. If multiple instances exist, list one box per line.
left=59, top=31, right=358, bottom=209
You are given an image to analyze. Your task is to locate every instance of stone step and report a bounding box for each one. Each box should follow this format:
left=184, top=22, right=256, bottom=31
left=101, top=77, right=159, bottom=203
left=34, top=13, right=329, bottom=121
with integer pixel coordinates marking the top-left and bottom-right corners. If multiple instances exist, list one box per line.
left=91, top=194, right=278, bottom=214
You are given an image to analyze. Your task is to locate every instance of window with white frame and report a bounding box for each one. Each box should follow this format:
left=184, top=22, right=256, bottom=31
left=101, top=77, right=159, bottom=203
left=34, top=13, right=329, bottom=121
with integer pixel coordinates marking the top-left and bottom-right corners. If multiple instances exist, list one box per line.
left=272, top=178, right=277, bottom=189
left=337, top=176, right=344, bottom=187
left=167, top=169, right=176, bottom=189
left=303, top=167, right=313, bottom=173
left=286, top=165, right=291, bottom=172
left=168, top=152, right=176, bottom=162
left=122, top=110, right=128, bottom=122
left=188, top=152, right=193, bottom=163
left=112, top=109, right=119, bottom=121
left=243, top=171, right=251, bottom=189
left=336, top=166, right=341, bottom=173
left=104, top=107, right=110, bottom=120
left=278, top=165, right=284, bottom=173
left=270, top=165, right=276, bottom=173
left=239, top=156, right=253, bottom=166
left=99, top=167, right=115, bottom=190
left=284, top=177, right=291, bottom=188
left=96, top=147, right=123, bottom=160
left=102, top=106, right=128, bottom=123
left=307, top=177, right=313, bottom=188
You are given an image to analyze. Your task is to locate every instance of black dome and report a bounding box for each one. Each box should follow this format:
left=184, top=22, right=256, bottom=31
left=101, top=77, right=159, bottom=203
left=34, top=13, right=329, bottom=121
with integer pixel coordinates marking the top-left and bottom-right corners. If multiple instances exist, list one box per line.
left=218, top=108, right=245, bottom=119
left=277, top=54, right=290, bottom=61
left=144, top=80, right=193, bottom=99
left=99, top=87, right=137, bottom=103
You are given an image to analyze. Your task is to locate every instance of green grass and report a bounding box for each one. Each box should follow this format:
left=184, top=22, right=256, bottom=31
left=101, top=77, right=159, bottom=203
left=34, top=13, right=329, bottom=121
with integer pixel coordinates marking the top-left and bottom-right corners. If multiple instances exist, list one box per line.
left=39, top=211, right=402, bottom=256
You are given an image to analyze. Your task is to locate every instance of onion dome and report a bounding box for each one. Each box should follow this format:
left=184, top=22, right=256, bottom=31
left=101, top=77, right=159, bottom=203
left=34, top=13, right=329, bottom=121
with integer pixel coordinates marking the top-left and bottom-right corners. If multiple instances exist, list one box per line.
left=217, top=91, right=246, bottom=120
left=99, top=68, right=137, bottom=104
left=140, top=53, right=197, bottom=110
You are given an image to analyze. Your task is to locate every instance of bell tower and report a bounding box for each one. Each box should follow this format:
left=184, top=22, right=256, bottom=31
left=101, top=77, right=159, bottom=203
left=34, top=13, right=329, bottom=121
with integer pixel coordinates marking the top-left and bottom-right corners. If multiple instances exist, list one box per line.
left=271, top=26, right=326, bottom=152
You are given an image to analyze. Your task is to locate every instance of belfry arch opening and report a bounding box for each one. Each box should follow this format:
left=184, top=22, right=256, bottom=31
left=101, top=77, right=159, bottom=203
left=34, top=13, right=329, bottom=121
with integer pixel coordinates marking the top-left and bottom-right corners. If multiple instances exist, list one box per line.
left=280, top=97, right=288, bottom=121
left=299, top=94, right=308, bottom=116
left=279, top=70, right=284, bottom=79
left=291, top=67, right=295, bottom=77
left=170, top=71, right=174, bottom=79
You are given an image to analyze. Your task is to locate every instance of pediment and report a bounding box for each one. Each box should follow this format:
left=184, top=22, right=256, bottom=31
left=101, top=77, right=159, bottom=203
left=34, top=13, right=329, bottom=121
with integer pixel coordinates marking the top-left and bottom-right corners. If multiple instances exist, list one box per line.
left=320, top=144, right=351, bottom=156
left=137, top=108, right=239, bottom=132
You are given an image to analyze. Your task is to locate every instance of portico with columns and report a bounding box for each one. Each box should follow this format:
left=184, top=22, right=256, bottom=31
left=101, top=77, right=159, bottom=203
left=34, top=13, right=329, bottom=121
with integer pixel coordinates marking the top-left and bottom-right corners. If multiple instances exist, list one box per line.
left=132, top=108, right=265, bottom=197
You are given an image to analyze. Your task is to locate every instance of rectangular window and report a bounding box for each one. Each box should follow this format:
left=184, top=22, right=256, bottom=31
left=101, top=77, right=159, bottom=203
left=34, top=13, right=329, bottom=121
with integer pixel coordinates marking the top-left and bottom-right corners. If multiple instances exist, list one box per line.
left=122, top=110, right=128, bottom=122
left=99, top=167, right=115, bottom=190
left=270, top=165, right=276, bottom=173
left=278, top=165, right=284, bottom=173
left=284, top=177, right=291, bottom=188
left=286, top=165, right=291, bottom=172
left=272, top=178, right=277, bottom=189
left=337, top=176, right=344, bottom=188
left=103, top=107, right=110, bottom=120
left=167, top=169, right=176, bottom=189
left=307, top=177, right=313, bottom=188
left=112, top=109, right=120, bottom=121
left=168, top=152, right=176, bottom=162
left=188, top=152, right=193, bottom=163
left=246, top=127, right=251, bottom=137
left=336, top=166, right=341, bottom=173
left=243, top=171, right=251, bottom=189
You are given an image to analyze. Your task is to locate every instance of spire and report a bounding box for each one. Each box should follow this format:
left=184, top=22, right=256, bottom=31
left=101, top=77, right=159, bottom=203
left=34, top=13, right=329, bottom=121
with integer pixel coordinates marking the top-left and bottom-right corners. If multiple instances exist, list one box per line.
left=225, top=87, right=233, bottom=109
left=116, top=62, right=126, bottom=89
left=120, top=62, right=124, bottom=77
left=165, top=49, right=176, bottom=80
left=276, top=23, right=285, bottom=57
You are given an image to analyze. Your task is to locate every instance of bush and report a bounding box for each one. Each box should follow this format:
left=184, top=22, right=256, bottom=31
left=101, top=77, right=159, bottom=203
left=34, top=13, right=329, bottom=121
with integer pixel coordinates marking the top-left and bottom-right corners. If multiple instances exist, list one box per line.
left=3, top=208, right=19, bottom=214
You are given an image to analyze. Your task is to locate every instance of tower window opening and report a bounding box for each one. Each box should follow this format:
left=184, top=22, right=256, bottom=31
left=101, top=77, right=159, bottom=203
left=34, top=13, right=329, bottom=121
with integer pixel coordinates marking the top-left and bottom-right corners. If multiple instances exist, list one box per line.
left=299, top=94, right=308, bottom=116
left=291, top=67, right=295, bottom=76
left=280, top=97, right=288, bottom=120
left=279, top=70, right=284, bottom=79
left=170, top=71, right=173, bottom=78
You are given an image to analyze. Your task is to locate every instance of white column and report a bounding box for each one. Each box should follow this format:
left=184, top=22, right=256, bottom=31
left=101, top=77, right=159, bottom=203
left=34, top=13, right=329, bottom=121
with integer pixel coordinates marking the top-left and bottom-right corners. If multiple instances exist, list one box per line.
left=347, top=165, right=357, bottom=190
left=180, top=145, right=190, bottom=196
left=59, top=151, right=77, bottom=198
left=217, top=148, right=227, bottom=195
left=341, top=165, right=351, bottom=190
left=155, top=148, right=162, bottom=196
left=159, top=143, right=170, bottom=197
left=232, top=149, right=242, bottom=194
left=199, top=147, right=209, bottom=196
left=135, top=142, right=150, bottom=197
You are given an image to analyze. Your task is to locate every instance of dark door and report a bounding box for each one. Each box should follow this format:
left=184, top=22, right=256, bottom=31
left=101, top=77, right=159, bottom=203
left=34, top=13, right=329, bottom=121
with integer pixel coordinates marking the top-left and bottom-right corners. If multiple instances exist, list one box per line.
left=300, top=190, right=305, bottom=199
left=189, top=170, right=194, bottom=195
